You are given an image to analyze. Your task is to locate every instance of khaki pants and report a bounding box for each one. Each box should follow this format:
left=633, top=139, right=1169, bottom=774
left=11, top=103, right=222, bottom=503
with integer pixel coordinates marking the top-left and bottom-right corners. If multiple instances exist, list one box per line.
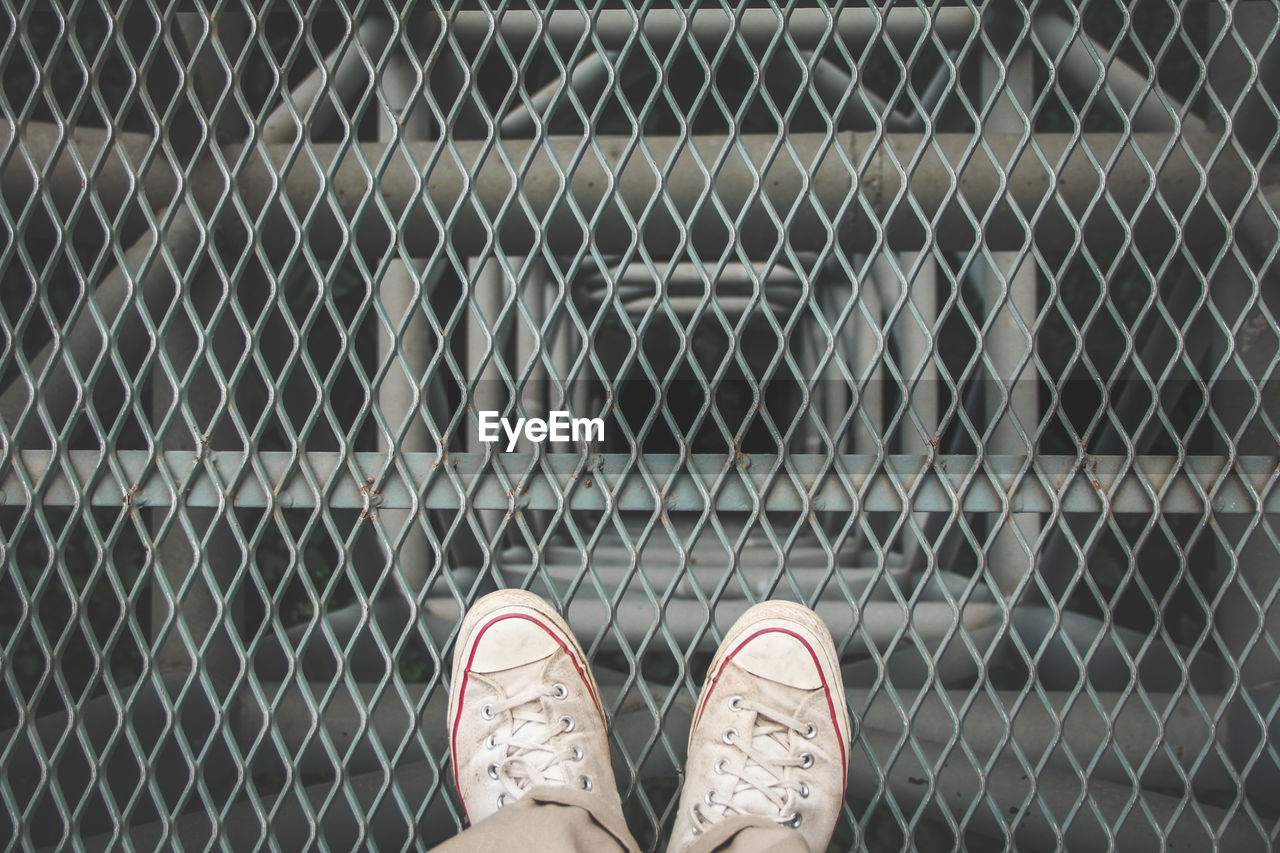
left=429, top=785, right=812, bottom=853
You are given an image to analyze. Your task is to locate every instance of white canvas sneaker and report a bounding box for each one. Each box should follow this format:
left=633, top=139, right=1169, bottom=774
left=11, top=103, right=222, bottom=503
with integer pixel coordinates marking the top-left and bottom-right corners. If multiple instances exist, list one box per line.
left=669, top=601, right=852, bottom=852
left=448, top=589, right=621, bottom=825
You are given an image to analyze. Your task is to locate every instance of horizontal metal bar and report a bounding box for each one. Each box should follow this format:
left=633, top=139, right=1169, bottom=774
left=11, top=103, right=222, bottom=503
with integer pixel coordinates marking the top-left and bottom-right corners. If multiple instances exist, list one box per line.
left=440, top=7, right=979, bottom=51
left=3, top=124, right=1245, bottom=254
left=3, top=451, right=1275, bottom=513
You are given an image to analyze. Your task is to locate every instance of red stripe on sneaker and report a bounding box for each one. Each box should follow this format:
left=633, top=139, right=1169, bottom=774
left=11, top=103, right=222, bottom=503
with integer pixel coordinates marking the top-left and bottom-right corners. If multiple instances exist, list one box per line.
left=692, top=627, right=849, bottom=797
left=450, top=611, right=604, bottom=823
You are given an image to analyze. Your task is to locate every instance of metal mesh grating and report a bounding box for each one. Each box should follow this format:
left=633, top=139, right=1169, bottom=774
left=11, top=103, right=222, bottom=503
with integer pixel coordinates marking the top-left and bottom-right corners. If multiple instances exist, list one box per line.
left=1, top=1, right=1278, bottom=849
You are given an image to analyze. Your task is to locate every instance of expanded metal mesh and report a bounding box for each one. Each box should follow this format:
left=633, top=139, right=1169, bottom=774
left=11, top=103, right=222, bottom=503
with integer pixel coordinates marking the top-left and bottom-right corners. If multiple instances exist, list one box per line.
left=1, top=1, right=1279, bottom=850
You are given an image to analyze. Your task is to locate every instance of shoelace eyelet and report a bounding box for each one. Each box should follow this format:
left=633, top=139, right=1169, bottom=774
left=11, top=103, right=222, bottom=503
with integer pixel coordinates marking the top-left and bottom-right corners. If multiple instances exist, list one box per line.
left=783, top=812, right=803, bottom=828
left=496, top=793, right=508, bottom=809
left=487, top=763, right=500, bottom=780
left=799, top=782, right=810, bottom=798
left=579, top=776, right=592, bottom=791
left=713, top=758, right=727, bottom=775
left=559, top=714, right=575, bottom=733
left=551, top=683, right=568, bottom=700
left=728, top=695, right=744, bottom=711
left=485, top=734, right=498, bottom=749
left=703, top=791, right=717, bottom=806
left=722, top=727, right=737, bottom=746
left=799, top=753, right=814, bottom=769
left=572, top=746, right=583, bottom=761
left=481, top=704, right=495, bottom=721
left=802, top=722, right=817, bottom=740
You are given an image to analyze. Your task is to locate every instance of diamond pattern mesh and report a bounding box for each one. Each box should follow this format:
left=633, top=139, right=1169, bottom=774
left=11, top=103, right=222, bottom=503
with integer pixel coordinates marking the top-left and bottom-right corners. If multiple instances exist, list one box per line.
left=1, top=2, right=1278, bottom=850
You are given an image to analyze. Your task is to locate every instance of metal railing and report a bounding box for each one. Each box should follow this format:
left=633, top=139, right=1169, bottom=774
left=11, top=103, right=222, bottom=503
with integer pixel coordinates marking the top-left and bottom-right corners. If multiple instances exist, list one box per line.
left=1, top=2, right=1278, bottom=850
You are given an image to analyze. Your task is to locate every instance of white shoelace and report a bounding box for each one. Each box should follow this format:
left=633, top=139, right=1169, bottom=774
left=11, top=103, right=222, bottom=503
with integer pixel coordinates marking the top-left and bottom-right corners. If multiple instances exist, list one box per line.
left=690, top=696, right=821, bottom=834
left=484, top=683, right=586, bottom=806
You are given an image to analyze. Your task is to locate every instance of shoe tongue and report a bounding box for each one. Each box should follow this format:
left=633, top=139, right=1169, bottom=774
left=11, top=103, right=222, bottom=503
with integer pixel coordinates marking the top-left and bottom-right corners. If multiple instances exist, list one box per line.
left=506, top=699, right=572, bottom=785
left=500, top=659, right=573, bottom=787
left=719, top=706, right=794, bottom=821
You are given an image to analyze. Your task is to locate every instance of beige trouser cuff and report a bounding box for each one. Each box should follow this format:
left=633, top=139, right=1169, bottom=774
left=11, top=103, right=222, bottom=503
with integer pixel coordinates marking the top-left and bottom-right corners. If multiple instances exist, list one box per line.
left=681, top=814, right=814, bottom=853
left=431, top=787, right=813, bottom=853
left=430, top=784, right=641, bottom=853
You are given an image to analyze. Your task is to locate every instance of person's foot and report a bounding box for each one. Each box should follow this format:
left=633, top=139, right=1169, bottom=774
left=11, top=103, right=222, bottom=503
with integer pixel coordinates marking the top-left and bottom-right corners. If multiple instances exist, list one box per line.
left=448, top=589, right=620, bottom=824
left=669, top=601, right=852, bottom=851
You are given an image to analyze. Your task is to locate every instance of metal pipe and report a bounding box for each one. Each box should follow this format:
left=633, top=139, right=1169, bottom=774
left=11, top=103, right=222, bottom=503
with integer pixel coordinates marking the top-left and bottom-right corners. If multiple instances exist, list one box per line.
left=439, top=7, right=978, bottom=52
left=1209, top=4, right=1280, bottom=694
left=174, top=11, right=249, bottom=144
left=377, top=45, right=438, bottom=594
left=1, top=125, right=1246, bottom=255
left=876, top=251, right=938, bottom=573
left=498, top=535, right=908, bottom=600
left=980, top=48, right=1042, bottom=600
left=817, top=275, right=851, bottom=458
left=580, top=259, right=803, bottom=289
left=547, top=272, right=580, bottom=454
left=797, top=282, right=823, bottom=454
left=513, top=261, right=549, bottom=430
left=1036, top=265, right=1216, bottom=603
left=376, top=257, right=440, bottom=591
left=1208, top=2, right=1280, bottom=158
left=851, top=260, right=885, bottom=455
left=0, top=203, right=202, bottom=446
left=466, top=256, right=518, bottom=543
left=226, top=131, right=1253, bottom=256
left=500, top=52, right=620, bottom=137
left=149, top=270, right=242, bottom=817
left=222, top=129, right=1254, bottom=257
left=878, top=251, right=940, bottom=455
left=1033, top=14, right=1204, bottom=133
left=906, top=52, right=959, bottom=131
left=512, top=258, right=552, bottom=532
left=0, top=123, right=179, bottom=220
left=1209, top=256, right=1280, bottom=689
left=466, top=257, right=510, bottom=444
left=801, top=51, right=911, bottom=131
left=261, top=18, right=396, bottom=144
